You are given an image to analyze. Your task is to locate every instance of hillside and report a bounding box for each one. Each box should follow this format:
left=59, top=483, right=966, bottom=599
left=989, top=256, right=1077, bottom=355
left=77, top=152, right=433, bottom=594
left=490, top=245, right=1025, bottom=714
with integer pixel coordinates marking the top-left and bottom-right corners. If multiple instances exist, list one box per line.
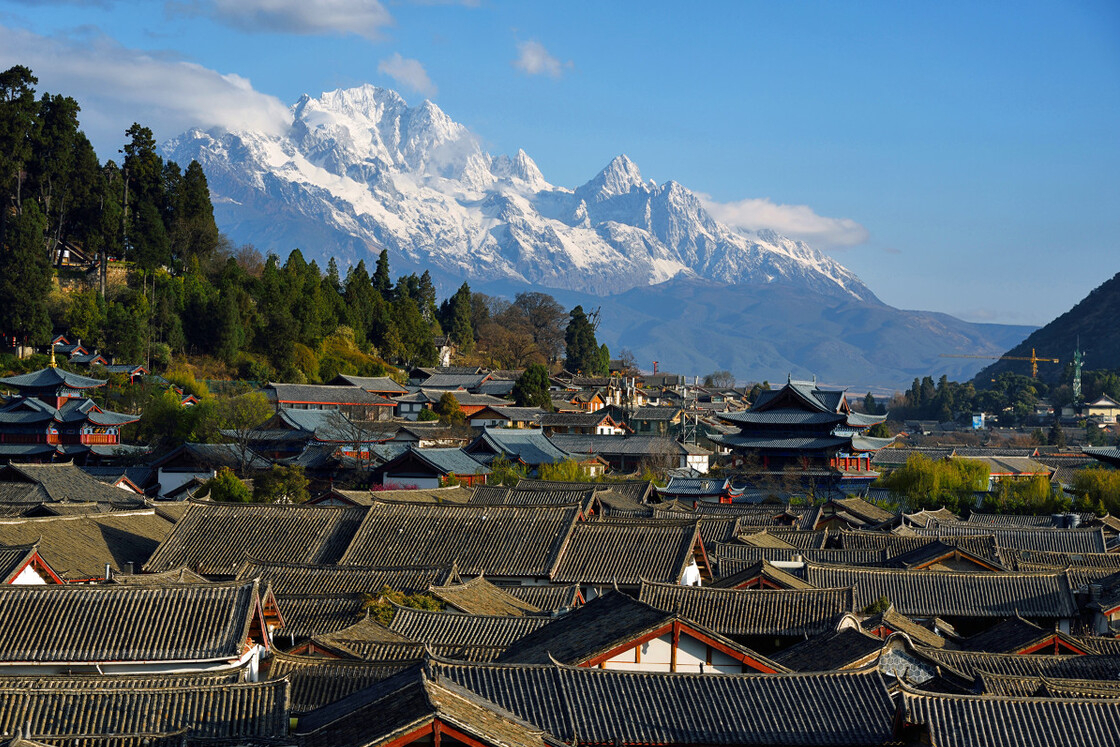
left=974, top=271, right=1120, bottom=387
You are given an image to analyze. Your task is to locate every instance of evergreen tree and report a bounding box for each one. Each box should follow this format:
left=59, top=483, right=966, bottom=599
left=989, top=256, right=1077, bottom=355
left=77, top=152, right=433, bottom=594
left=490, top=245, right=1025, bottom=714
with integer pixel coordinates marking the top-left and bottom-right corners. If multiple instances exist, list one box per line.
left=0, top=66, right=39, bottom=233
left=373, top=249, right=392, bottom=296
left=512, top=363, right=552, bottom=410
left=564, top=305, right=600, bottom=374
left=863, top=392, right=880, bottom=415
left=597, top=343, right=610, bottom=377
left=344, top=260, right=376, bottom=344
left=418, top=270, right=439, bottom=326
left=440, top=282, right=474, bottom=352
left=0, top=199, right=51, bottom=346
left=169, top=160, right=219, bottom=265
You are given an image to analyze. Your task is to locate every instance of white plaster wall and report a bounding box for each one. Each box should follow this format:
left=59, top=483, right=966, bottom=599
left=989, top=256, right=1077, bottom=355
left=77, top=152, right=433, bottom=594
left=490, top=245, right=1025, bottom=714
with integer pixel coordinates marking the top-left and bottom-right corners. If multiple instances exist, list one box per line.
left=10, top=565, right=48, bottom=585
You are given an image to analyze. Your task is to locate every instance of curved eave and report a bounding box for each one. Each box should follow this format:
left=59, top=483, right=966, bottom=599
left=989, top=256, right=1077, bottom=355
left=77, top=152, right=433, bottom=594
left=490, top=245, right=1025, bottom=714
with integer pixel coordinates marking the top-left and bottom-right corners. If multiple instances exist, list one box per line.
left=850, top=435, right=898, bottom=452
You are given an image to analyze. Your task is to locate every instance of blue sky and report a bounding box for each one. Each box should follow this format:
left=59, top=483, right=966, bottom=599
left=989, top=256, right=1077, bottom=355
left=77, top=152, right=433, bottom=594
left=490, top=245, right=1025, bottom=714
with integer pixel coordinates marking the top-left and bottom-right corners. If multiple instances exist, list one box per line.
left=1, top=0, right=1117, bottom=325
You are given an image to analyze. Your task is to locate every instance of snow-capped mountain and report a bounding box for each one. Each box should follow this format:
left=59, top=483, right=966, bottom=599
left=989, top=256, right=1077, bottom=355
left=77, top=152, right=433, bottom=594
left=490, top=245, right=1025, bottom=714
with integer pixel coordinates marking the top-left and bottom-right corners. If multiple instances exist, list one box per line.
left=164, top=85, right=876, bottom=301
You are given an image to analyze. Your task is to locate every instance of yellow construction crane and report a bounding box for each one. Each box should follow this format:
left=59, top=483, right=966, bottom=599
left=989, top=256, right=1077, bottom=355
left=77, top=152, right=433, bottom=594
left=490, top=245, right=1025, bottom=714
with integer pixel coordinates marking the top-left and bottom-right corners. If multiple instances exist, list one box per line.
left=939, top=347, right=1059, bottom=378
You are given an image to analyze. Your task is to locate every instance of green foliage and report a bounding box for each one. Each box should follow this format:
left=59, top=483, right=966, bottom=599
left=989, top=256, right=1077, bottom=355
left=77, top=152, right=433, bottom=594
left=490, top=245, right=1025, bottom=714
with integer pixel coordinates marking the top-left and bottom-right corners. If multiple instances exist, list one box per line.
left=252, top=464, right=310, bottom=504
left=867, top=422, right=891, bottom=438
left=361, top=585, right=444, bottom=626
left=538, top=458, right=592, bottom=482
left=564, top=305, right=603, bottom=375
left=875, top=454, right=990, bottom=512
left=864, top=595, right=891, bottom=614
left=512, top=363, right=552, bottom=410
left=439, top=282, right=475, bottom=353
left=416, top=408, right=440, bottom=422
left=980, top=474, right=1069, bottom=515
left=434, top=392, right=465, bottom=426
left=488, top=455, right=527, bottom=486
left=0, top=199, right=52, bottom=345
left=204, top=467, right=251, bottom=503
left=1072, top=468, right=1120, bottom=516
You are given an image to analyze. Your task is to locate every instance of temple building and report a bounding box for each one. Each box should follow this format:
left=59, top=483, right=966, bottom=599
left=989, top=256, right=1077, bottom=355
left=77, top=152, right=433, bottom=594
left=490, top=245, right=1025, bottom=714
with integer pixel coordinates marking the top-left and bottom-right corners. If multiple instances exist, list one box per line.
left=711, top=377, right=894, bottom=496
left=0, top=363, right=142, bottom=464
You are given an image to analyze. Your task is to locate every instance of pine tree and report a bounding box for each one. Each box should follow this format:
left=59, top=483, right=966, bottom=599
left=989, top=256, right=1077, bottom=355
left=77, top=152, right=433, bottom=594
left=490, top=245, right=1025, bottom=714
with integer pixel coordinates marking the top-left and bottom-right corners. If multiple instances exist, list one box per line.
left=0, top=199, right=51, bottom=347
left=512, top=363, right=552, bottom=410
left=564, top=305, right=599, bottom=374
left=441, top=282, right=474, bottom=352
left=374, top=249, right=392, bottom=296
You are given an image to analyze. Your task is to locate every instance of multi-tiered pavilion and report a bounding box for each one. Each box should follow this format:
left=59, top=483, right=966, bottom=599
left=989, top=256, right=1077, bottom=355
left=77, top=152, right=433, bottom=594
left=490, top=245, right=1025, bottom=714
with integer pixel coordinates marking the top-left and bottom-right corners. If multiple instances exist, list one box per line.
left=0, top=363, right=141, bottom=463
left=712, top=377, right=894, bottom=497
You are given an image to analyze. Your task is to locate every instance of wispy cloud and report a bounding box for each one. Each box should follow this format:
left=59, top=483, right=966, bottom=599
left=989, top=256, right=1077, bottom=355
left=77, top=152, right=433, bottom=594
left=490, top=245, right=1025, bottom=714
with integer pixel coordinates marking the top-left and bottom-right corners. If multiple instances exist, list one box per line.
left=378, top=53, right=436, bottom=97
left=171, top=0, right=394, bottom=41
left=699, top=195, right=870, bottom=249
left=0, top=25, right=292, bottom=157
left=513, top=40, right=568, bottom=78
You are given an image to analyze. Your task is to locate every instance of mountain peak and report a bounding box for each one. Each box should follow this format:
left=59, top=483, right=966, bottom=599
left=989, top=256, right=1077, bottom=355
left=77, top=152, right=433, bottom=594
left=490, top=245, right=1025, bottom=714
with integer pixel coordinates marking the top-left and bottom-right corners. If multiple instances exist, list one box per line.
left=579, top=154, right=647, bottom=202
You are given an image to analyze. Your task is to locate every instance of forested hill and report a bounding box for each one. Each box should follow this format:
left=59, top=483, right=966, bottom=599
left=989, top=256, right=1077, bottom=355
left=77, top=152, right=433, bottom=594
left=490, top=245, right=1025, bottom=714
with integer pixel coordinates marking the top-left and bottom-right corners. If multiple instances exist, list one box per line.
left=974, top=271, right=1120, bottom=388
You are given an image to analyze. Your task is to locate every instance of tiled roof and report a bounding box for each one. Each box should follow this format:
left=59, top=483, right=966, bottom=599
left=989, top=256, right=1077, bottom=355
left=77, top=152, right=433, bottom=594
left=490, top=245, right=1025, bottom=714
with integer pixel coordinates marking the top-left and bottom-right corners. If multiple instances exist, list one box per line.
left=296, top=665, right=555, bottom=747
left=861, top=605, right=950, bottom=649
left=0, top=367, right=105, bottom=390
left=771, top=627, right=883, bottom=671
left=0, top=509, right=173, bottom=581
left=966, top=512, right=1095, bottom=528
left=430, top=659, right=895, bottom=746
left=710, top=559, right=814, bottom=589
left=143, top=501, right=367, bottom=576
left=497, top=583, right=581, bottom=612
left=235, top=558, right=450, bottom=596
left=977, top=671, right=1120, bottom=699
left=332, top=374, right=409, bottom=395
left=465, top=427, right=571, bottom=466
left=268, top=650, right=413, bottom=715
left=387, top=606, right=550, bottom=654
left=803, top=563, right=1077, bottom=618
left=265, top=382, right=394, bottom=406
left=0, top=580, right=261, bottom=663
left=826, top=496, right=896, bottom=525
left=901, top=684, right=1120, bottom=747
left=270, top=593, right=365, bottom=639
left=497, top=590, right=785, bottom=671
left=0, top=462, right=142, bottom=506
left=549, top=518, right=699, bottom=585
left=338, top=502, right=582, bottom=577
left=1002, top=548, right=1120, bottom=571
left=550, top=433, right=710, bottom=457
left=395, top=446, right=491, bottom=476
left=468, top=484, right=597, bottom=510
left=905, top=524, right=1109, bottom=554
left=0, top=545, right=48, bottom=584
left=638, top=580, right=854, bottom=637
left=912, top=645, right=1120, bottom=682
left=0, top=678, right=288, bottom=742
left=428, top=576, right=541, bottom=616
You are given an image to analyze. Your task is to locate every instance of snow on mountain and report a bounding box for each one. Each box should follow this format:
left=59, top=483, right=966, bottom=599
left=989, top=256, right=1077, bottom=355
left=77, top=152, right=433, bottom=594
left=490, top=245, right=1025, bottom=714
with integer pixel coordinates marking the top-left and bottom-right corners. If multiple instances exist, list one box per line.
left=163, top=84, right=877, bottom=301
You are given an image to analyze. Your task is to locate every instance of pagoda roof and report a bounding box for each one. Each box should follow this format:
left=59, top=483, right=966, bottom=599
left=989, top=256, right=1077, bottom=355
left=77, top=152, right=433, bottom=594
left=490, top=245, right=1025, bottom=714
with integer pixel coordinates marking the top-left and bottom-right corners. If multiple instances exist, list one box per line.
left=719, top=410, right=845, bottom=427
left=0, top=367, right=105, bottom=391
left=752, top=379, right=846, bottom=414
left=710, top=434, right=850, bottom=451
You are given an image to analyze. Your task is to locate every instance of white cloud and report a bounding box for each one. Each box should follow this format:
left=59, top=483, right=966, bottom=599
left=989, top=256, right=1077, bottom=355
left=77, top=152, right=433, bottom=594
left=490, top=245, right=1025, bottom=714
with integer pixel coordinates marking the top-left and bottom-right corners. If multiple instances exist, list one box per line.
left=174, top=0, right=393, bottom=41
left=377, top=53, right=436, bottom=97
left=0, top=25, right=292, bottom=158
left=699, top=195, right=870, bottom=248
left=513, top=40, right=567, bottom=78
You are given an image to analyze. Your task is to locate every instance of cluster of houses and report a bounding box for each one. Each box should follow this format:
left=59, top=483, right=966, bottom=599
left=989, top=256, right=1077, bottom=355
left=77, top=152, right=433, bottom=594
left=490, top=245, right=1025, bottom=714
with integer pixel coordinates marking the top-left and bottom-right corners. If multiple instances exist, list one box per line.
left=0, top=455, right=1118, bottom=745
left=2, top=354, right=1120, bottom=743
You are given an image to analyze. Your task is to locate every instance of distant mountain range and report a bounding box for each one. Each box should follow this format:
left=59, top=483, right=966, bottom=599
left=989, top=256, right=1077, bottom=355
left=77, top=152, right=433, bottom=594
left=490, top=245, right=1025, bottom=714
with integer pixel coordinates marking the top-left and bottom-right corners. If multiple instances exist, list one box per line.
left=975, top=271, right=1120, bottom=386
left=163, top=84, right=1035, bottom=389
